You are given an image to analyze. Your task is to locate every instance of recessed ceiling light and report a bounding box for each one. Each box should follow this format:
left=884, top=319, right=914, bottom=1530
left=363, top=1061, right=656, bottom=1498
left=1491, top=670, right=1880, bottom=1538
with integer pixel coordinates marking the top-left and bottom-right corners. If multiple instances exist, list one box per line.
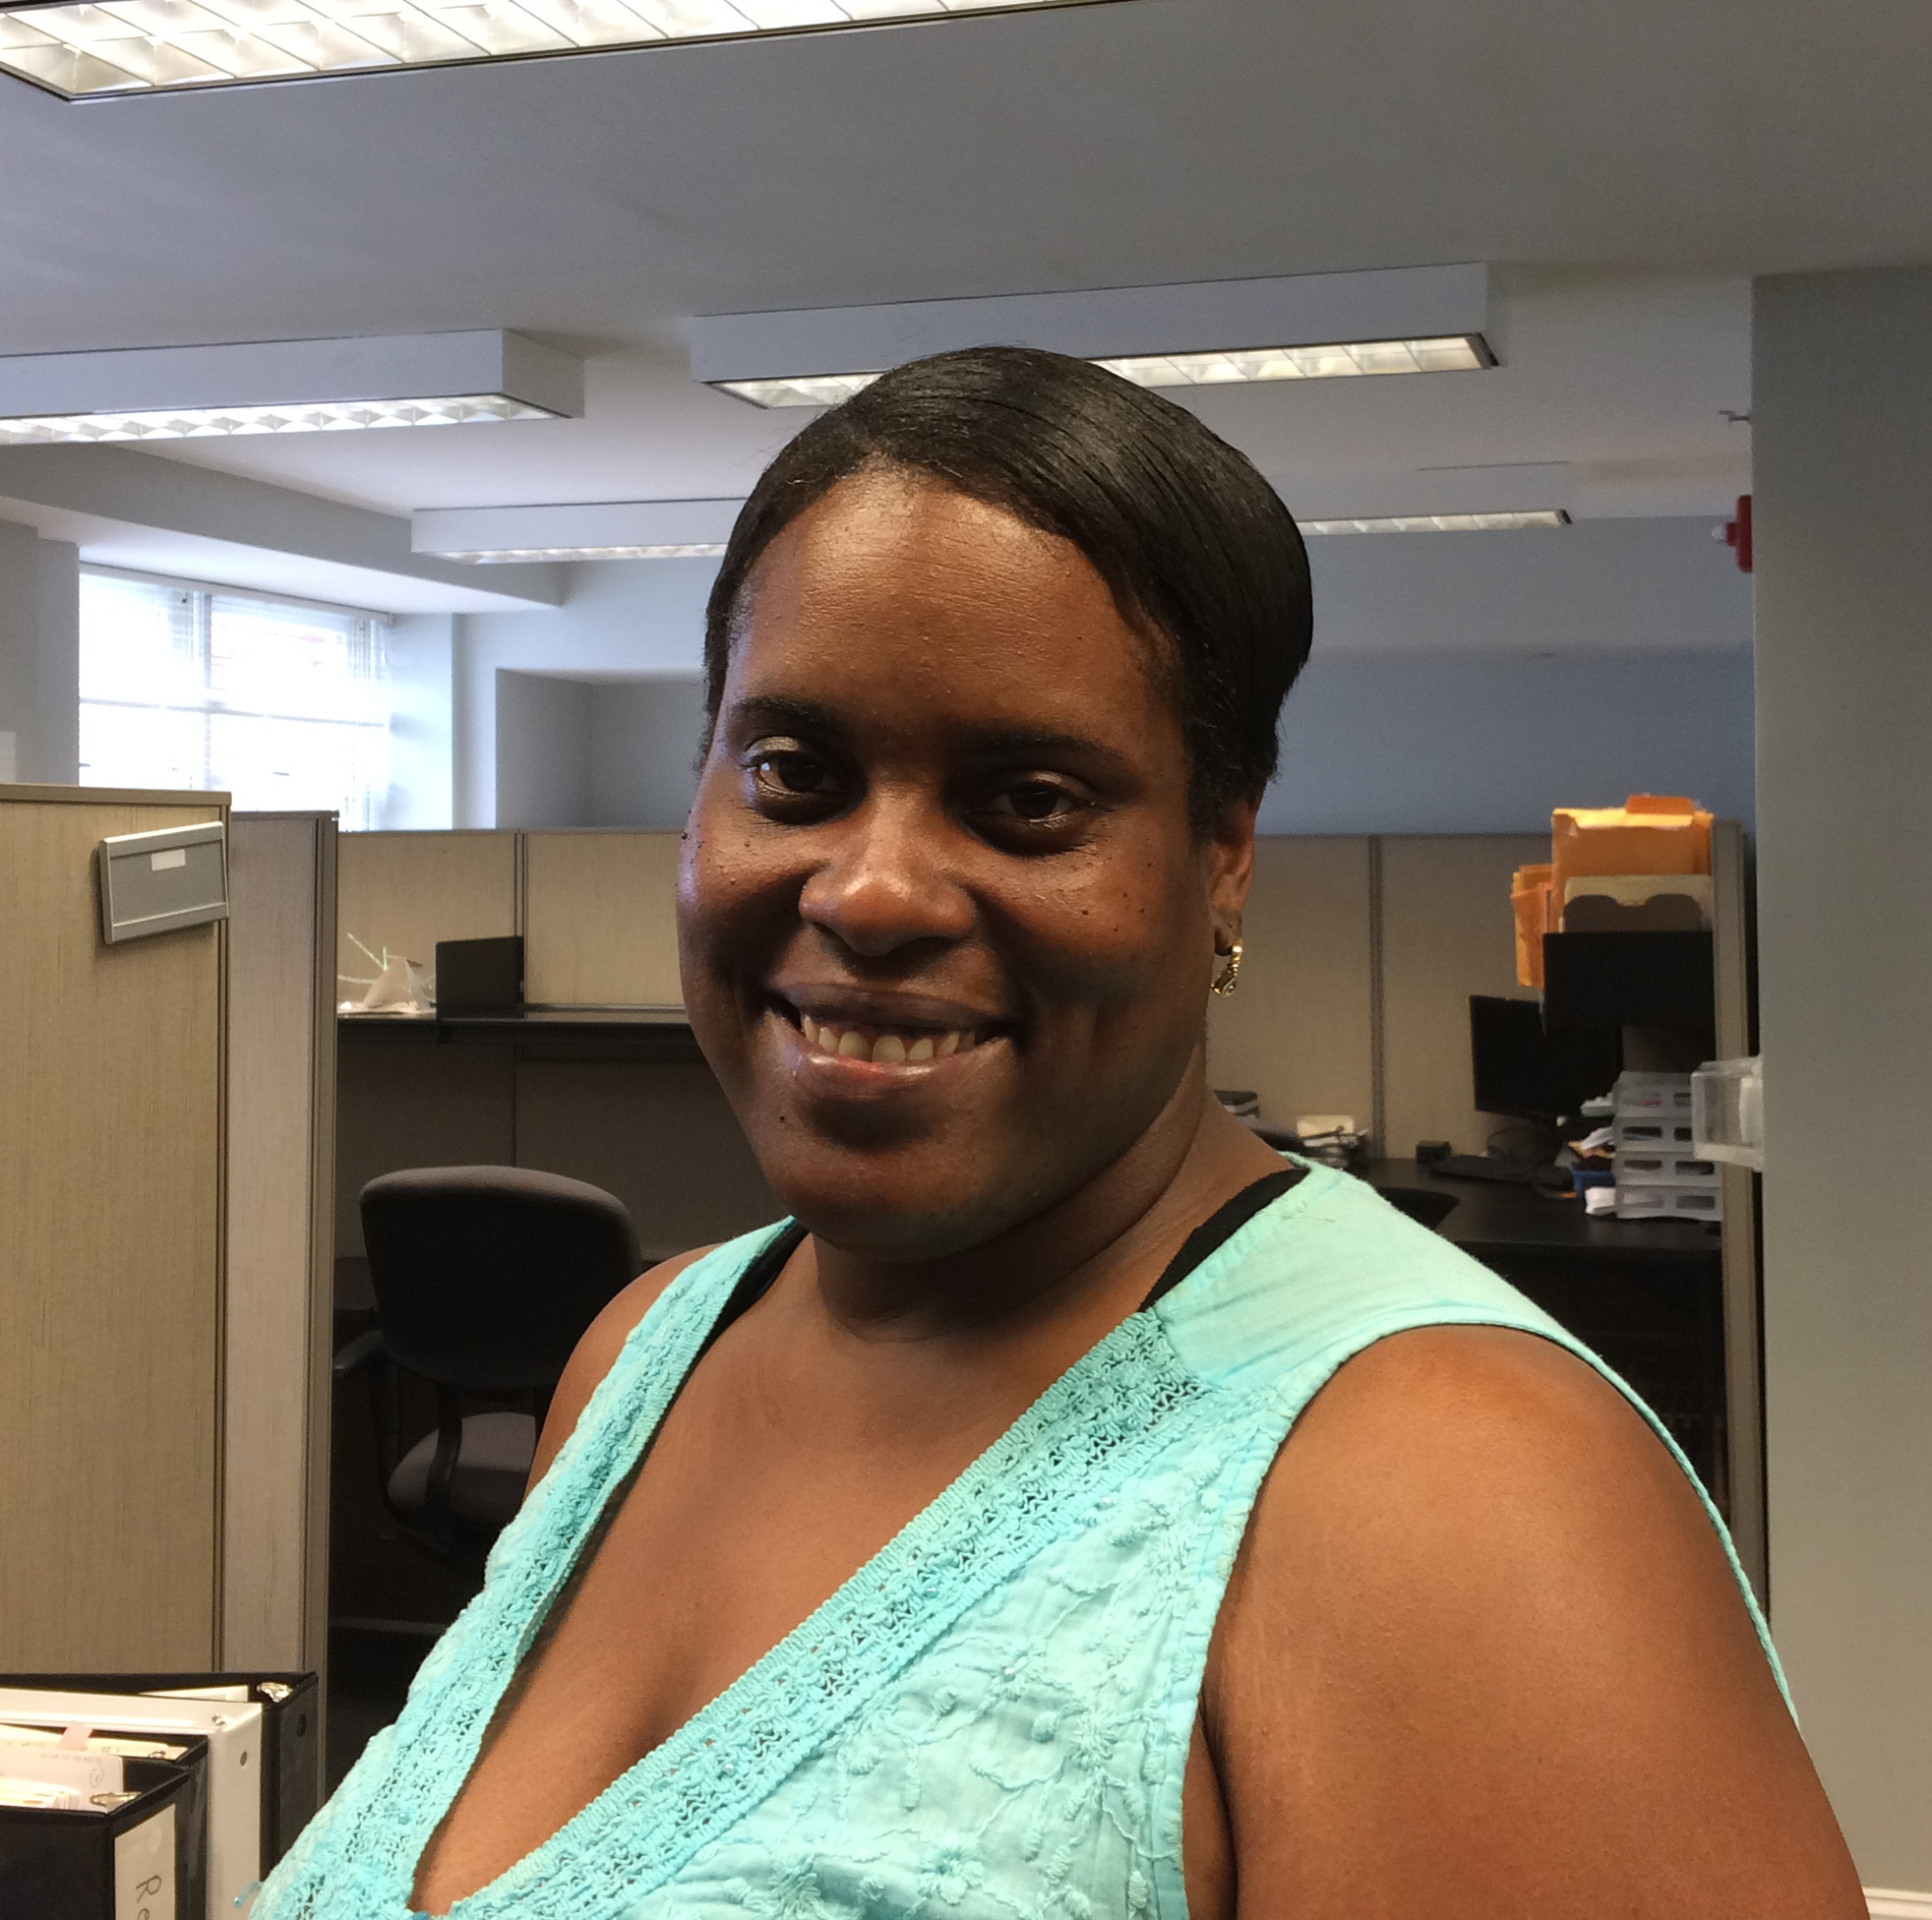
left=1301, top=510, right=1572, bottom=534
left=0, top=394, right=559, bottom=446
left=714, top=333, right=1493, bottom=406
left=0, top=0, right=1100, bottom=99
left=441, top=542, right=728, bottom=562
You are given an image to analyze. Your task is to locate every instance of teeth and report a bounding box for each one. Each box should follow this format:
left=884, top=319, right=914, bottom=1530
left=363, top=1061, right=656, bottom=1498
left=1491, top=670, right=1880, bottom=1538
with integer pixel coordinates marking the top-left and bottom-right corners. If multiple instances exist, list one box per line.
left=796, top=1015, right=978, bottom=1063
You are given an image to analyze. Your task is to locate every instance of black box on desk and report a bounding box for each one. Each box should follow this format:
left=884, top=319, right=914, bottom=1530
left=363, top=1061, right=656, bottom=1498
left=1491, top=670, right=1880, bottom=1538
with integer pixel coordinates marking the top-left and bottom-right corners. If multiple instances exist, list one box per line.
left=435, top=935, right=523, bottom=1015
left=0, top=1672, right=317, bottom=1873
left=0, top=1745, right=204, bottom=1920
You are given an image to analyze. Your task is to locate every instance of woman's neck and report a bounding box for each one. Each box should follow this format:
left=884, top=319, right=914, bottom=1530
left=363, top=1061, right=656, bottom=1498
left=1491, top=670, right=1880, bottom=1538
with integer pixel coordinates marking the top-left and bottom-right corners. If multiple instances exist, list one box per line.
left=803, top=1080, right=1286, bottom=1350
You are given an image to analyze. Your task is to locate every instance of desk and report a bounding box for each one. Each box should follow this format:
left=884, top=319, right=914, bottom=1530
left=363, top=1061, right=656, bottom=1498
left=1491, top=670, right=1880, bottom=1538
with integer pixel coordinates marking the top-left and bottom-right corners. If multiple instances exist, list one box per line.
left=335, top=1006, right=774, bottom=1274
left=340, top=1005, right=702, bottom=1059
left=1358, top=1160, right=1729, bottom=1507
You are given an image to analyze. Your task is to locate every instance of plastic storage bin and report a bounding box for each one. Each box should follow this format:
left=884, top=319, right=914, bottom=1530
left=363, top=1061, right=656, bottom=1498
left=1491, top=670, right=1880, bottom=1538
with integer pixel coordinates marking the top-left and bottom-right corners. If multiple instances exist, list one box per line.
left=1692, top=1055, right=1764, bottom=1170
left=1615, top=1184, right=1723, bottom=1222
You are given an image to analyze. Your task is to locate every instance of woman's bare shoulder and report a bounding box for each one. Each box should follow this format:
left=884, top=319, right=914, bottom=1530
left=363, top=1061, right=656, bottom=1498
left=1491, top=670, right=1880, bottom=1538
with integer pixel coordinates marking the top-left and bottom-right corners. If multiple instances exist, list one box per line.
left=525, top=1244, right=719, bottom=1490
left=1201, top=1323, right=1862, bottom=1918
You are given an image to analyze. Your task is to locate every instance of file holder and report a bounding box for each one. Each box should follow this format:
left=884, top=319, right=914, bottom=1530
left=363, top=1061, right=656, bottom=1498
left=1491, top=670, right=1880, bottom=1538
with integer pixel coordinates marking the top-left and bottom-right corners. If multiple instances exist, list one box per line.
left=0, top=1690, right=261, bottom=1920
left=0, top=1750, right=197, bottom=1920
left=0, top=1673, right=321, bottom=1873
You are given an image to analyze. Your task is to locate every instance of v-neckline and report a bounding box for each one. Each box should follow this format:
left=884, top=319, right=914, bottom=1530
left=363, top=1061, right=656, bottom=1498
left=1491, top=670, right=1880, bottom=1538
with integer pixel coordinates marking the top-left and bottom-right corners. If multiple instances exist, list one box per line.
left=407, top=1171, right=1304, bottom=1919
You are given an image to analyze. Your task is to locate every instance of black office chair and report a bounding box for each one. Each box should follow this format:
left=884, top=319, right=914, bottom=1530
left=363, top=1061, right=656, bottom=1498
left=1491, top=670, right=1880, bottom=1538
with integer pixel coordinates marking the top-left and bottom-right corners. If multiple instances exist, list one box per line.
left=337, top=1166, right=642, bottom=1555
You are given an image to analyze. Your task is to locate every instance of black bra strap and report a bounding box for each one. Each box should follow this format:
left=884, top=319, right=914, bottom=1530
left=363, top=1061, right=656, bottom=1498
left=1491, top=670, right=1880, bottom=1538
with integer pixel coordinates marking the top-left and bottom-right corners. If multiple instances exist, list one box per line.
left=695, top=1163, right=1304, bottom=1357
left=1137, top=1165, right=1307, bottom=1311
left=690, top=1218, right=808, bottom=1366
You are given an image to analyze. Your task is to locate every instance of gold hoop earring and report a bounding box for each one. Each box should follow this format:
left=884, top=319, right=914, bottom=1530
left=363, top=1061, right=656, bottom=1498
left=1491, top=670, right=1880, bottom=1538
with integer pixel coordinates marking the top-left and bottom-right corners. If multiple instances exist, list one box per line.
left=1211, top=938, right=1243, bottom=997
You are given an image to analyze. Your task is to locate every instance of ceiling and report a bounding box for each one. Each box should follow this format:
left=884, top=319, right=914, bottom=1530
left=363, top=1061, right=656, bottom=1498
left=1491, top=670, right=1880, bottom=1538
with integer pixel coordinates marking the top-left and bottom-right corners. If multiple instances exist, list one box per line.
left=2, top=0, right=1929, bottom=549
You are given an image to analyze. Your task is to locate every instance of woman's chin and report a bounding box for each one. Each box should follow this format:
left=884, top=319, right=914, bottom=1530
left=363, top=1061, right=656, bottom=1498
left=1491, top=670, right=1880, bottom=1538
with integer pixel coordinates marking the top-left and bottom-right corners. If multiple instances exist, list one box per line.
left=761, top=1152, right=1041, bottom=1265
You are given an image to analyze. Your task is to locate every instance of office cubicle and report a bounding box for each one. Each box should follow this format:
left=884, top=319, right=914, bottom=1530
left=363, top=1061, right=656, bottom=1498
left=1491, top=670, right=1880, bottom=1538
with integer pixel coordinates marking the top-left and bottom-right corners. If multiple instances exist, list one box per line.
left=0, top=789, right=337, bottom=1680
left=332, top=825, right=1762, bottom=1592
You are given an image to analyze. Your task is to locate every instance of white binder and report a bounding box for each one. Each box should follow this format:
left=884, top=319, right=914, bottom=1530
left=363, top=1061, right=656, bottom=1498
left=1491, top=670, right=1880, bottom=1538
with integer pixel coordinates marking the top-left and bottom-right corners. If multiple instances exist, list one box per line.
left=0, top=1687, right=263, bottom=1920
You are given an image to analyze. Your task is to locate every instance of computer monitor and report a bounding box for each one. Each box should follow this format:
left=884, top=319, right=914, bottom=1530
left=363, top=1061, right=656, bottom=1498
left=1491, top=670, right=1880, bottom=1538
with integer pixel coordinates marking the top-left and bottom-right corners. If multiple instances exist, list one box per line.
left=1470, top=995, right=1621, bottom=1123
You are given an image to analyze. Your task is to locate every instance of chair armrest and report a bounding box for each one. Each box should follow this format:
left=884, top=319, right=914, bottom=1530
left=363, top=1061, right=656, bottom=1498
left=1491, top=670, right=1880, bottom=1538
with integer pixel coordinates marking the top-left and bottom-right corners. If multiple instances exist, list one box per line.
left=332, top=1328, right=387, bottom=1382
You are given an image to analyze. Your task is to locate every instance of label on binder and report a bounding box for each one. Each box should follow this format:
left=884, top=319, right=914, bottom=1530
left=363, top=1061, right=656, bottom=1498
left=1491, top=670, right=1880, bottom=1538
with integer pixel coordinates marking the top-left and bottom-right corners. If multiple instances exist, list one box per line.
left=115, top=1806, right=176, bottom=1920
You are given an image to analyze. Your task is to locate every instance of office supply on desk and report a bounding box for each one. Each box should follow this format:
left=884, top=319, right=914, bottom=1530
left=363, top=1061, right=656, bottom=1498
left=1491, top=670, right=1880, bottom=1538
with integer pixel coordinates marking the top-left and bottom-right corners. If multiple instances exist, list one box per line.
left=1428, top=1153, right=1573, bottom=1191
left=344, top=1167, right=641, bottom=1553
left=1, top=1673, right=319, bottom=1873
left=434, top=935, right=524, bottom=1015
left=0, top=1689, right=258, bottom=1920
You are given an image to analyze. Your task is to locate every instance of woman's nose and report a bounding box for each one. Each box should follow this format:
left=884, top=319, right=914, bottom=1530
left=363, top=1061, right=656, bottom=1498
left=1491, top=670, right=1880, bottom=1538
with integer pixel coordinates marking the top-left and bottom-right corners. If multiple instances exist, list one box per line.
left=797, top=794, right=975, bottom=958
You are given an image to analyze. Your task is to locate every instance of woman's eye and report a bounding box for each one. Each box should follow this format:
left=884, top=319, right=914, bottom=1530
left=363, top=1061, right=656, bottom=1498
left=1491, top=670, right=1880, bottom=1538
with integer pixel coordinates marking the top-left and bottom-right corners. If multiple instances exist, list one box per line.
left=1003, top=783, right=1072, bottom=821
left=975, top=780, right=1092, bottom=836
left=745, top=745, right=845, bottom=810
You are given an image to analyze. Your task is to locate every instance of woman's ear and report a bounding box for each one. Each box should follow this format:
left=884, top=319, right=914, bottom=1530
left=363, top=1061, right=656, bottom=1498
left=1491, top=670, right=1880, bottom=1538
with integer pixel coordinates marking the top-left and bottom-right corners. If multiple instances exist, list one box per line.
left=1208, top=798, right=1260, bottom=936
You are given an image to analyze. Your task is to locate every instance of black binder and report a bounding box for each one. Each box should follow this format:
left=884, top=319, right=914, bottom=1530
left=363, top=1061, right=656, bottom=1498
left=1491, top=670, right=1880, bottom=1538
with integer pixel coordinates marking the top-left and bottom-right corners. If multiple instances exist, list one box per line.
left=0, top=1673, right=318, bottom=1871
left=0, top=1749, right=201, bottom=1920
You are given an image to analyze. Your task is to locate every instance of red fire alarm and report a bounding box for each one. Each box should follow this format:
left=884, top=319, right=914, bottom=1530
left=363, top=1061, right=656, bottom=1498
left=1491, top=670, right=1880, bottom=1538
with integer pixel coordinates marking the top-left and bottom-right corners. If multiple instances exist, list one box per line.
left=1722, top=494, right=1752, bottom=572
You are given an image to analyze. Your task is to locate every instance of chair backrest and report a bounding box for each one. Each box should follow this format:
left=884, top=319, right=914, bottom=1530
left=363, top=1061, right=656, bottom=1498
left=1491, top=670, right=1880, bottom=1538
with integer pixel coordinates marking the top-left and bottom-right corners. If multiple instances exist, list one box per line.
left=359, top=1166, right=643, bottom=1392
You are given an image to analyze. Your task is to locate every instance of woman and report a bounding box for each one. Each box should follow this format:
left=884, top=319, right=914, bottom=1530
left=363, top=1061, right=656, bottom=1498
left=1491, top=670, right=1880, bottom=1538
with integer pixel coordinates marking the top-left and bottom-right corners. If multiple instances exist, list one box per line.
left=264, top=348, right=1862, bottom=1918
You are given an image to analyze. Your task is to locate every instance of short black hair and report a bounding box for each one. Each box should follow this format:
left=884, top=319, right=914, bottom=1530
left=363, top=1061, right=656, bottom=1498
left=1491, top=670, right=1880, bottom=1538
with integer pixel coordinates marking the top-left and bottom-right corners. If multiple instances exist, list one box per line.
left=703, top=345, right=1312, bottom=826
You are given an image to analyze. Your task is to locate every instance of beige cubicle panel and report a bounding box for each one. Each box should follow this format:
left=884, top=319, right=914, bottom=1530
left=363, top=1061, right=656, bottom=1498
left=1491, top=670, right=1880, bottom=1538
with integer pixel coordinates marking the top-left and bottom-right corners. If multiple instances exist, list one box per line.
left=0, top=784, right=227, bottom=1668
left=223, top=812, right=337, bottom=1674
left=524, top=831, right=683, bottom=1005
left=334, top=1043, right=517, bottom=1258
left=335, top=829, right=515, bottom=999
left=514, top=1060, right=778, bottom=1264
left=1207, top=836, right=1375, bottom=1133
left=1377, top=833, right=1547, bottom=1160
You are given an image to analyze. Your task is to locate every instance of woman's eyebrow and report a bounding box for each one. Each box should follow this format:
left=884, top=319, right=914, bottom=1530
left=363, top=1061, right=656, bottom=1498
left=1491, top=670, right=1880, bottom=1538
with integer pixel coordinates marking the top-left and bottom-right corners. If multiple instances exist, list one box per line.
left=950, top=725, right=1129, bottom=768
left=729, top=694, right=845, bottom=736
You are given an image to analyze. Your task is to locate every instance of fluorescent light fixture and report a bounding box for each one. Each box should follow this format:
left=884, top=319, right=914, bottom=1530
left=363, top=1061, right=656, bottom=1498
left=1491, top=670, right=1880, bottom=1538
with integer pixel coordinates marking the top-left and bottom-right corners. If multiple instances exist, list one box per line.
left=1098, top=335, right=1490, bottom=388
left=0, top=394, right=554, bottom=446
left=0, top=0, right=1102, bottom=99
left=712, top=372, right=886, bottom=409
left=0, top=330, right=582, bottom=444
left=695, top=267, right=1495, bottom=407
left=1301, top=509, right=1571, bottom=534
left=413, top=498, right=742, bottom=562
left=444, top=542, right=728, bottom=563
left=716, top=334, right=1490, bottom=406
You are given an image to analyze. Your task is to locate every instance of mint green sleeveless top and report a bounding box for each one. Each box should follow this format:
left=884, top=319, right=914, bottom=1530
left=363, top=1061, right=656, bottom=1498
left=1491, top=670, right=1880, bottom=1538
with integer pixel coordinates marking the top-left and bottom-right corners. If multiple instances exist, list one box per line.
left=258, top=1164, right=1781, bottom=1920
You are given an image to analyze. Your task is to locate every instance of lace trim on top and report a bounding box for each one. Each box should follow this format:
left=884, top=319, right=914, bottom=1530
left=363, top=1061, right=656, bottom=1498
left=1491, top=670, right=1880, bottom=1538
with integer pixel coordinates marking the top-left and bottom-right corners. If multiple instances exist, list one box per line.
left=261, top=1227, right=1219, bottom=1920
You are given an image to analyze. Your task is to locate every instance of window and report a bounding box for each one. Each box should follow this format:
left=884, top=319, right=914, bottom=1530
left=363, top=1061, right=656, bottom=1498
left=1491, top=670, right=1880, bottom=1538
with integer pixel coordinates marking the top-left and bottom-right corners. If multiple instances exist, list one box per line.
left=79, top=570, right=392, bottom=828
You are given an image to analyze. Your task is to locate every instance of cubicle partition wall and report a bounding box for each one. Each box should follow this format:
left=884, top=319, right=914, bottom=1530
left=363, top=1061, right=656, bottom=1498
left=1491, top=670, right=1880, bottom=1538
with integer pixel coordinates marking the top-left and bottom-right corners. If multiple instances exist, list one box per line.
left=1203, top=832, right=1547, bottom=1154
left=224, top=812, right=338, bottom=1677
left=0, top=791, right=340, bottom=1678
left=0, top=784, right=230, bottom=1670
left=334, top=829, right=771, bottom=1271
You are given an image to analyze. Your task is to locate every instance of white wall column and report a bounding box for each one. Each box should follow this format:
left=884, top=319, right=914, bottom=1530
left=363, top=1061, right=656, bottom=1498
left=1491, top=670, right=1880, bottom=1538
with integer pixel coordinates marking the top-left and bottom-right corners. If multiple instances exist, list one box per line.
left=1754, top=266, right=1932, bottom=1890
left=0, top=520, right=80, bottom=785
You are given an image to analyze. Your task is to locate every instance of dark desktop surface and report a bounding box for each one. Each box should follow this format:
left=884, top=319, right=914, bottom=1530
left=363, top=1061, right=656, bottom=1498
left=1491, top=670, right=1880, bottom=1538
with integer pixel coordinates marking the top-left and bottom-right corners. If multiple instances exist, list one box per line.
left=1358, top=1159, right=1721, bottom=1262
left=339, top=1004, right=702, bottom=1057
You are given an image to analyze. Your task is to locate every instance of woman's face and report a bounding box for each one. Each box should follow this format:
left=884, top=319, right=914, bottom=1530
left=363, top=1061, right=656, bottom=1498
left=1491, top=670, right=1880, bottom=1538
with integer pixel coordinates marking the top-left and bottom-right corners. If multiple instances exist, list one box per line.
left=679, top=467, right=1253, bottom=1260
